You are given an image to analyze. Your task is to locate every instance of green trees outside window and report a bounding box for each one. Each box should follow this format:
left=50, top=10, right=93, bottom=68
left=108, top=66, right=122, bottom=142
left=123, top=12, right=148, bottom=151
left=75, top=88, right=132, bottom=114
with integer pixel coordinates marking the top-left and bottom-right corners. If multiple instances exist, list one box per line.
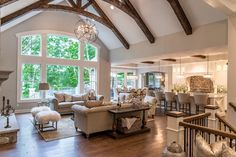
left=19, top=33, right=99, bottom=101
left=84, top=67, right=96, bottom=92
left=47, top=35, right=80, bottom=60
left=47, top=65, right=79, bottom=95
left=84, top=44, right=97, bottom=61
left=21, top=64, right=41, bottom=99
left=21, top=35, right=41, bottom=56
left=117, top=72, right=125, bottom=88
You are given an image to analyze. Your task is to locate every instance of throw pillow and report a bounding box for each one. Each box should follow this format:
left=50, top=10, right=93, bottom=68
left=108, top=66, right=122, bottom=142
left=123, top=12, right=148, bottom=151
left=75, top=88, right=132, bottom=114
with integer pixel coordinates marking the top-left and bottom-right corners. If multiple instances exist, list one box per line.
left=222, top=144, right=236, bottom=157
left=64, top=94, right=72, bottom=102
left=89, top=92, right=96, bottom=100
left=195, top=133, right=227, bottom=157
left=85, top=100, right=103, bottom=108
left=54, top=93, right=65, bottom=103
left=72, top=95, right=83, bottom=101
left=195, top=133, right=215, bottom=157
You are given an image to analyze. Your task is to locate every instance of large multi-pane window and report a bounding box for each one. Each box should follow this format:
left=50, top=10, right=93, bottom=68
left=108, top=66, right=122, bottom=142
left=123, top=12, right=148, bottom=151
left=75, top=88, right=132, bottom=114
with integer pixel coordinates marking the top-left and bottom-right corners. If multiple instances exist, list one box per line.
left=83, top=67, right=96, bottom=93
left=21, top=64, right=41, bottom=100
left=47, top=65, right=80, bottom=96
left=18, top=32, right=99, bottom=101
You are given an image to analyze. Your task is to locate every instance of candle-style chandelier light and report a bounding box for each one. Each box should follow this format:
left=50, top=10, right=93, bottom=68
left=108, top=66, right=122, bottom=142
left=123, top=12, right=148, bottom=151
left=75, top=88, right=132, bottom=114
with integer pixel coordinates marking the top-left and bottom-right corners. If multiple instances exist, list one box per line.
left=74, top=18, right=99, bottom=43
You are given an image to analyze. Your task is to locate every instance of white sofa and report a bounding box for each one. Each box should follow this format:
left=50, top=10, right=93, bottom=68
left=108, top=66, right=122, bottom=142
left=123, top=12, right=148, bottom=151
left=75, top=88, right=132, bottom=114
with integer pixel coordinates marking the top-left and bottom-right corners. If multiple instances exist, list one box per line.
left=72, top=103, right=147, bottom=138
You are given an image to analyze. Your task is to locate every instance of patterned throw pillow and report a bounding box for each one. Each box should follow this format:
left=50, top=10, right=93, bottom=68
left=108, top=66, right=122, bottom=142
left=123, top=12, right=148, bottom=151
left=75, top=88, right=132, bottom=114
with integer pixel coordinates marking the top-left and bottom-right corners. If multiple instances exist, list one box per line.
left=195, top=133, right=228, bottom=157
left=64, top=94, right=72, bottom=102
left=54, top=93, right=65, bottom=103
left=222, top=144, right=236, bottom=157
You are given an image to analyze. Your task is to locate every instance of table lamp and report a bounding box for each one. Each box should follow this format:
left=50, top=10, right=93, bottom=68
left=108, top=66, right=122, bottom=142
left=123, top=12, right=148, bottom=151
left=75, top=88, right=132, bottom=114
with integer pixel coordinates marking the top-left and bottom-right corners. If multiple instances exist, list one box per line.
left=39, top=83, right=49, bottom=100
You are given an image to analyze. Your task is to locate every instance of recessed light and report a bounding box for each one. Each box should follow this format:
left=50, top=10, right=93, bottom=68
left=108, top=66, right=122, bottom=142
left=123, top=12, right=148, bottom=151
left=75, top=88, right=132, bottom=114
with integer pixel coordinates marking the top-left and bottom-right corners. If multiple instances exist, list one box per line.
left=110, top=5, right=114, bottom=10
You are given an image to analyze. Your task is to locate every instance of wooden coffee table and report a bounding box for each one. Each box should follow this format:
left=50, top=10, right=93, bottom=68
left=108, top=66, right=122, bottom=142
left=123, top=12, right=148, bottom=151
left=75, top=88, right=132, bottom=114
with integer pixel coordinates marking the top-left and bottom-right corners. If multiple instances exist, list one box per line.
left=108, top=106, right=150, bottom=138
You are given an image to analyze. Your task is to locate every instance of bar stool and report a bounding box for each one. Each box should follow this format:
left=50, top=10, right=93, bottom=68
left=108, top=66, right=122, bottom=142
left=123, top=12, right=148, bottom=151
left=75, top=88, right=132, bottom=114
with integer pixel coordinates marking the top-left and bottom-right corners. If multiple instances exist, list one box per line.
left=165, top=92, right=177, bottom=111
left=178, top=93, right=191, bottom=115
left=155, top=91, right=165, bottom=110
left=193, top=94, right=209, bottom=114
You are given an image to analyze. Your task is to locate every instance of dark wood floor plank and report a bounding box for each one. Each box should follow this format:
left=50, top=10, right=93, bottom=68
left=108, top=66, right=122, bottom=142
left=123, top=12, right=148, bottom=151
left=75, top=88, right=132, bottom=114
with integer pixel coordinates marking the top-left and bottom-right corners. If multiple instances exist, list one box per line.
left=0, top=112, right=167, bottom=157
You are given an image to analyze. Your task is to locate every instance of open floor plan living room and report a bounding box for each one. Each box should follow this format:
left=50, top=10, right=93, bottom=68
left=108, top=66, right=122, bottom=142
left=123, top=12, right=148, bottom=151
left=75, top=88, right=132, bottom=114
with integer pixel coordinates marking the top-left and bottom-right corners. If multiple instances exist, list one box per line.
left=1, top=0, right=236, bottom=157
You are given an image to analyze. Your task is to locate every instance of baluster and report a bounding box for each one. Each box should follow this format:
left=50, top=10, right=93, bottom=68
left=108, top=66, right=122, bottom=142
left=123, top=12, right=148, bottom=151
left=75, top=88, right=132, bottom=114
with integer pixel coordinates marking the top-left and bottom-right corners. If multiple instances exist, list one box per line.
left=190, top=128, right=192, bottom=157
left=230, top=139, right=233, bottom=148
left=184, top=128, right=186, bottom=152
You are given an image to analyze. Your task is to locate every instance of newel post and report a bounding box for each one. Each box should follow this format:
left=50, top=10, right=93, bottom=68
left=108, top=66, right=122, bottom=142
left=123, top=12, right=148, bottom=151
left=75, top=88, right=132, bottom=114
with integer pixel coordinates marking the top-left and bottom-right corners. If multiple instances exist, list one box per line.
left=166, top=111, right=185, bottom=147
left=205, top=105, right=219, bottom=130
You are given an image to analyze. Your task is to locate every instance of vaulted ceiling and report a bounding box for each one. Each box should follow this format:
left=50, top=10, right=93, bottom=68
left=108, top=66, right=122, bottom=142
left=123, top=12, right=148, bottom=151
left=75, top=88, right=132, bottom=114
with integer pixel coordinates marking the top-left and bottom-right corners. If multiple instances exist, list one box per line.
left=0, top=0, right=226, bottom=50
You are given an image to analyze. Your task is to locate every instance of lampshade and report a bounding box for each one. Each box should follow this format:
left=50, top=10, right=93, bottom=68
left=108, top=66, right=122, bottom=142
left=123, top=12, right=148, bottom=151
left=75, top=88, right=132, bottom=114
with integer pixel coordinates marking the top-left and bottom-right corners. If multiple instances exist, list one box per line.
left=39, top=83, right=49, bottom=90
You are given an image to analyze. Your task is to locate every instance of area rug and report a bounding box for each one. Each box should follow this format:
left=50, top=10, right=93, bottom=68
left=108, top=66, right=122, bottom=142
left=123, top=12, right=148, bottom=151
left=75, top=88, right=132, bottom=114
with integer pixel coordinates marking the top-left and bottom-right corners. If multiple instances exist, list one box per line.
left=34, top=116, right=80, bottom=142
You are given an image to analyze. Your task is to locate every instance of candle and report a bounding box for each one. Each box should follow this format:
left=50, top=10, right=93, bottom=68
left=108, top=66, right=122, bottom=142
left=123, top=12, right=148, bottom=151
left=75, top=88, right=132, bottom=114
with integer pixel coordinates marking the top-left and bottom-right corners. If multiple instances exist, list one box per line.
left=2, top=96, right=5, bottom=112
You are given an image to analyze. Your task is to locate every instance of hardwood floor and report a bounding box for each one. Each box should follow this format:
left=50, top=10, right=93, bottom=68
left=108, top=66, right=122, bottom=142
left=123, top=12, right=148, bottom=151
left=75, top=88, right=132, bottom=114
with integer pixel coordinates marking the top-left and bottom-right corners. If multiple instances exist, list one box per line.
left=0, top=111, right=167, bottom=157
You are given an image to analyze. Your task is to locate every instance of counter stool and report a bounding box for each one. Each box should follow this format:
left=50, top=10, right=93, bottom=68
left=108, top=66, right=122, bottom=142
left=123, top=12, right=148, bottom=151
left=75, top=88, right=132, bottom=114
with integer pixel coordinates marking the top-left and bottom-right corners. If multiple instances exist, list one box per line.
left=178, top=93, right=191, bottom=115
left=165, top=92, right=177, bottom=111
left=194, top=94, right=209, bottom=114
left=155, top=91, right=165, bottom=110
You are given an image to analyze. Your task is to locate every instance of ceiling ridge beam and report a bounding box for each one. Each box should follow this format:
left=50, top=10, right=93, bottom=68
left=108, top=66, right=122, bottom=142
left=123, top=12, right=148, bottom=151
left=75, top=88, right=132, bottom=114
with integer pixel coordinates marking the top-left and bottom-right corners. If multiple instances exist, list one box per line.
left=88, top=0, right=129, bottom=49
left=102, top=0, right=155, bottom=44
left=76, top=0, right=82, bottom=8
left=1, top=0, right=53, bottom=25
left=167, top=0, right=192, bottom=35
left=81, top=1, right=94, bottom=10
left=0, top=0, right=18, bottom=7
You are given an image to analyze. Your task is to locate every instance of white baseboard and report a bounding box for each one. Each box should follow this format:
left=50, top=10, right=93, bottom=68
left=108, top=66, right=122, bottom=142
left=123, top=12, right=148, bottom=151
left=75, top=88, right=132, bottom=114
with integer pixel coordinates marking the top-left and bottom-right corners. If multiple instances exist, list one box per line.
left=15, top=109, right=31, bottom=114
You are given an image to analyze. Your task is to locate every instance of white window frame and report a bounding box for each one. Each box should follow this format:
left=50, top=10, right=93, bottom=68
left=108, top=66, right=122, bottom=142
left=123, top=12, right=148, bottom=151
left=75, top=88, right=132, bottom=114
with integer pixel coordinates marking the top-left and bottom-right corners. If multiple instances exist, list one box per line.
left=17, top=30, right=100, bottom=103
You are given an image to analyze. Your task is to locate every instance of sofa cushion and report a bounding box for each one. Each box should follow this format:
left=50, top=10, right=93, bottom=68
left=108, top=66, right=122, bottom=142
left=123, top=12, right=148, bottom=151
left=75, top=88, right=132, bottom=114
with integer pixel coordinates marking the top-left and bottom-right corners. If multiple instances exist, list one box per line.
left=72, top=101, right=85, bottom=106
left=58, top=102, right=74, bottom=108
left=85, top=100, right=103, bottom=108
left=64, top=94, right=72, bottom=102
left=54, top=93, right=65, bottom=103
left=72, top=93, right=89, bottom=101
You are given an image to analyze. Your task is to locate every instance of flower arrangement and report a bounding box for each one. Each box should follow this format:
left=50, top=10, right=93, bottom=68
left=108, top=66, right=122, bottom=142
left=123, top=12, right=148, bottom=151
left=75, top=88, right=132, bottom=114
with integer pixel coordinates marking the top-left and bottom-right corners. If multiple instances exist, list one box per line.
left=217, top=85, right=227, bottom=94
left=173, top=83, right=188, bottom=93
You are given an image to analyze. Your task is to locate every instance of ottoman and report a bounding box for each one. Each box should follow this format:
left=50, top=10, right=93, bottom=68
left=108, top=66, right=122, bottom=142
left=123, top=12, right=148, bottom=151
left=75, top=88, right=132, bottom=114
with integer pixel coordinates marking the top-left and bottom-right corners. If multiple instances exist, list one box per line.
left=35, top=110, right=61, bottom=132
left=31, top=106, right=51, bottom=125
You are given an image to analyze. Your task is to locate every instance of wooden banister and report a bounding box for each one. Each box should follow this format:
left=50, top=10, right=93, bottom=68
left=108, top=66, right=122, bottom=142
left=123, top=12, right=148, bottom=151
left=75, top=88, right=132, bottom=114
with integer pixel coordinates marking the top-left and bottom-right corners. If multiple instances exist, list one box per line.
left=183, top=112, right=211, bottom=123
left=179, top=121, right=236, bottom=139
left=229, top=102, right=236, bottom=112
left=216, top=112, right=236, bottom=134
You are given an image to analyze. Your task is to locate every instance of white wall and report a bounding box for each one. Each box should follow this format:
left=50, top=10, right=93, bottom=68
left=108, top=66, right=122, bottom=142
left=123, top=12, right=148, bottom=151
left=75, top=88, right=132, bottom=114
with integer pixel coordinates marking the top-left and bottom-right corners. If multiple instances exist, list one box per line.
left=110, top=20, right=228, bottom=65
left=227, top=15, right=236, bottom=127
left=0, top=11, right=110, bottom=112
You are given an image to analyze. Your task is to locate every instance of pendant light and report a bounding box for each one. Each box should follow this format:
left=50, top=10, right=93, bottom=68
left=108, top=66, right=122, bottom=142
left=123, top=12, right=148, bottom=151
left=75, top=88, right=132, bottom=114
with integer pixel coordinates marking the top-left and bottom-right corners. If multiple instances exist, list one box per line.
left=204, top=55, right=212, bottom=78
left=176, top=57, right=184, bottom=78
left=155, top=61, right=162, bottom=79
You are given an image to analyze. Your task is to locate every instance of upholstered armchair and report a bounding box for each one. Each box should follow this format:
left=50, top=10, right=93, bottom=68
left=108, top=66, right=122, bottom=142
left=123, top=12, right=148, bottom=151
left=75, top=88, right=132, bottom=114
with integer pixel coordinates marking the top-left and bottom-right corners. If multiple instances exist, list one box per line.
left=143, top=95, right=157, bottom=118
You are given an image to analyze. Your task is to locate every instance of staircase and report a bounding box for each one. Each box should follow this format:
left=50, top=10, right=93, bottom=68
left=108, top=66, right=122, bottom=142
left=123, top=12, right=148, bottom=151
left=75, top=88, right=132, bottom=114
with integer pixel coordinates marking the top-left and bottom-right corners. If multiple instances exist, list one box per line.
left=0, top=70, right=13, bottom=86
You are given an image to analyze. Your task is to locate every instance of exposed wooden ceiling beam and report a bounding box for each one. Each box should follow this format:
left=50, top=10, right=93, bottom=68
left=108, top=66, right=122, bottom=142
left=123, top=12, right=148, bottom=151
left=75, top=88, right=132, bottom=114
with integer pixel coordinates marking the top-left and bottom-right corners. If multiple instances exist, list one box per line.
left=0, top=0, right=129, bottom=49
left=167, top=0, right=192, bottom=35
left=88, top=0, right=129, bottom=49
left=102, top=0, right=155, bottom=43
left=162, top=58, right=177, bottom=62
left=192, top=55, right=206, bottom=59
left=66, top=0, right=77, bottom=8
left=0, top=0, right=18, bottom=7
left=1, top=0, right=53, bottom=25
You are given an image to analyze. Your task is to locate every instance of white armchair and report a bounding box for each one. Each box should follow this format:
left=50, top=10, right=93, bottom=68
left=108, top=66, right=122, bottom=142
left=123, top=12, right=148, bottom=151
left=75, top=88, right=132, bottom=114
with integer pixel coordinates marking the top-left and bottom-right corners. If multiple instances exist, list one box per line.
left=143, top=95, right=157, bottom=118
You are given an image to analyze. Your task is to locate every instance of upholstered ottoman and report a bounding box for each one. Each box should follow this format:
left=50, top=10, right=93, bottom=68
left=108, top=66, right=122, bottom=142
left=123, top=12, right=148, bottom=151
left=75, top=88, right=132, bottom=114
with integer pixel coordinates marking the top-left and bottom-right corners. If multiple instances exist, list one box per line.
left=31, top=106, right=51, bottom=125
left=35, top=111, right=61, bottom=132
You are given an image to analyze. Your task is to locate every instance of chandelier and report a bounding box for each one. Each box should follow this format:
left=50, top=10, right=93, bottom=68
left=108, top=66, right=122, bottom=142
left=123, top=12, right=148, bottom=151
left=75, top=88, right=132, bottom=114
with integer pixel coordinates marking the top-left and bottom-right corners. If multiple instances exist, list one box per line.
left=74, top=18, right=98, bottom=43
